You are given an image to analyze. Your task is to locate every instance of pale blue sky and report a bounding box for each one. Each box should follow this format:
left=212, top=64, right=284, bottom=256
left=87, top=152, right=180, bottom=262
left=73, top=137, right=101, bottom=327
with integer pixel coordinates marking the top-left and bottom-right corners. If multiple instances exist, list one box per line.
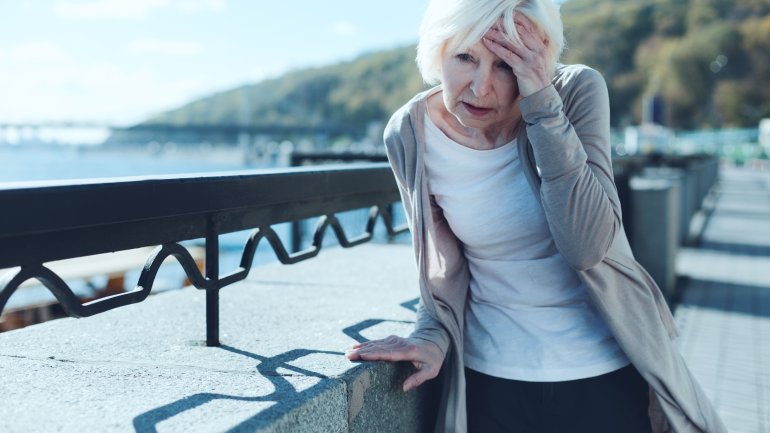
left=0, top=0, right=429, bottom=125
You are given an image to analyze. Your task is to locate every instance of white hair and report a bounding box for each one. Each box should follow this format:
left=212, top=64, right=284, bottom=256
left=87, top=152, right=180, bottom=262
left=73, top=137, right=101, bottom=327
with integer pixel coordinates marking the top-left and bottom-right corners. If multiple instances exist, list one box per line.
left=416, top=0, right=565, bottom=85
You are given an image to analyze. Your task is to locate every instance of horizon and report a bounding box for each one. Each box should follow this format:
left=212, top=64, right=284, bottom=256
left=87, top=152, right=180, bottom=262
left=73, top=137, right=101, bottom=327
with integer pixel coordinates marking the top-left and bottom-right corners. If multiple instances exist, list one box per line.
left=0, top=0, right=429, bottom=126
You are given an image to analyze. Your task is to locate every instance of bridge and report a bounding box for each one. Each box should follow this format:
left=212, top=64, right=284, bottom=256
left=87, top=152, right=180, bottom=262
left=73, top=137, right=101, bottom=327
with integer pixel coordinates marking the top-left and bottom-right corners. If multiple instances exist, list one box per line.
left=0, top=121, right=362, bottom=147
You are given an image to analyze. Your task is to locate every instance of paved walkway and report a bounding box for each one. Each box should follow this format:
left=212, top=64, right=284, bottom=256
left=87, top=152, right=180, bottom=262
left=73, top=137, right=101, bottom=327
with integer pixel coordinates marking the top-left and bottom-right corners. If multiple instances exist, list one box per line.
left=675, top=165, right=770, bottom=433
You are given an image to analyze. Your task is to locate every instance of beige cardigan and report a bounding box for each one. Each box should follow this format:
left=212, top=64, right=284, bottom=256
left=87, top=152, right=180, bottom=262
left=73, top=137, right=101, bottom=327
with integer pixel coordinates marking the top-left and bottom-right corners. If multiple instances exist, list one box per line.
left=383, top=64, right=727, bottom=433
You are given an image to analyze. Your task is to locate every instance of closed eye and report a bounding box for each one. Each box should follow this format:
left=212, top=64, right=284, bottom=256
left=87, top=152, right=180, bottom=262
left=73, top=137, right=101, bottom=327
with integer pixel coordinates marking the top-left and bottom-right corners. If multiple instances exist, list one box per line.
left=455, top=53, right=474, bottom=63
left=497, top=62, right=513, bottom=72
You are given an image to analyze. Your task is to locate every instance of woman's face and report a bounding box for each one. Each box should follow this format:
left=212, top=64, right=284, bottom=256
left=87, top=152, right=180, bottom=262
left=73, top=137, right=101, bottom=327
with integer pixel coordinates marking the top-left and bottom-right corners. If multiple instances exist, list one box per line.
left=440, top=39, right=521, bottom=135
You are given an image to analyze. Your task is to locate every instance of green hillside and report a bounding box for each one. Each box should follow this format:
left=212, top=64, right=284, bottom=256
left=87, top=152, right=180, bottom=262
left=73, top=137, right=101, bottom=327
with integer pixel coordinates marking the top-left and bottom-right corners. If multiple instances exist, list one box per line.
left=147, top=45, right=426, bottom=136
left=145, top=0, right=770, bottom=134
left=561, top=0, right=770, bottom=128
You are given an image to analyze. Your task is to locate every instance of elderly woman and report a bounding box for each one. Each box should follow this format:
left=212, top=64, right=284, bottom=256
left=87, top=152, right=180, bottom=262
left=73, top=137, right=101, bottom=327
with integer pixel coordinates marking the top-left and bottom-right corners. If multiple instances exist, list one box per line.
left=347, top=0, right=726, bottom=432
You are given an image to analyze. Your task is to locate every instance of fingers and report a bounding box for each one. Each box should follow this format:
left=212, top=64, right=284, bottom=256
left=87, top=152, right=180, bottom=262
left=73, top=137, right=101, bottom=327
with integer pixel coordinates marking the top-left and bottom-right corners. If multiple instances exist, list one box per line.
left=345, top=341, right=371, bottom=359
left=403, top=367, right=434, bottom=392
left=346, top=335, right=416, bottom=362
left=346, top=336, right=443, bottom=392
left=483, top=29, right=525, bottom=65
left=349, top=335, right=397, bottom=352
left=403, top=355, right=441, bottom=392
left=484, top=13, right=546, bottom=55
left=514, top=13, right=535, bottom=34
left=514, top=13, right=549, bottom=50
left=482, top=13, right=552, bottom=98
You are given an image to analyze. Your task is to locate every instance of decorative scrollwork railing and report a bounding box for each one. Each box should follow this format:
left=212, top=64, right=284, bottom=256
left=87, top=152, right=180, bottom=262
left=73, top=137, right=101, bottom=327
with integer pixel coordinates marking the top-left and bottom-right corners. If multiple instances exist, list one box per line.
left=221, top=205, right=406, bottom=285
left=0, top=163, right=407, bottom=345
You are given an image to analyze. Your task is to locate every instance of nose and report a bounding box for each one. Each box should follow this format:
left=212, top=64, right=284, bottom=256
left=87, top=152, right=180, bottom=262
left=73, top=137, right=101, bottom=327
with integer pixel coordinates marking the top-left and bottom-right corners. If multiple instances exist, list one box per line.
left=470, top=65, right=493, bottom=97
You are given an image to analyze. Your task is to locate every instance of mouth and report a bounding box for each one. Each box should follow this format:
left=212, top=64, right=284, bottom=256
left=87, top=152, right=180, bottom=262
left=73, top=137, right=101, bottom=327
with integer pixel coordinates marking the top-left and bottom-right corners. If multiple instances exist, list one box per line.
left=462, top=102, right=492, bottom=116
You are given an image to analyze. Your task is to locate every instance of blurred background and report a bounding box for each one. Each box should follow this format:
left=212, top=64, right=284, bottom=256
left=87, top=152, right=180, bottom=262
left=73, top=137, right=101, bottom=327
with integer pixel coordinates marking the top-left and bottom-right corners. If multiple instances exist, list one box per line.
left=0, top=0, right=432, bottom=328
left=0, top=0, right=429, bottom=180
left=2, top=0, right=769, bottom=332
left=1, top=0, right=768, bottom=181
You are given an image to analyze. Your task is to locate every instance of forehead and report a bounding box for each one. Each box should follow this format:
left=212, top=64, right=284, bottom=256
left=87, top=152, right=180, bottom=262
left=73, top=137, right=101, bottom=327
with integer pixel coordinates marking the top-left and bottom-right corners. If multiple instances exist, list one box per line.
left=443, top=38, right=503, bottom=62
left=443, top=18, right=515, bottom=55
left=446, top=30, right=485, bottom=54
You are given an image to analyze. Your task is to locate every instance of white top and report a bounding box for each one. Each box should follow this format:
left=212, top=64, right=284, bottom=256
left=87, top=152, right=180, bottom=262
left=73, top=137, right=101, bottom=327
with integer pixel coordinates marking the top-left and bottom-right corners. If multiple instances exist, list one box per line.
left=423, top=110, right=629, bottom=382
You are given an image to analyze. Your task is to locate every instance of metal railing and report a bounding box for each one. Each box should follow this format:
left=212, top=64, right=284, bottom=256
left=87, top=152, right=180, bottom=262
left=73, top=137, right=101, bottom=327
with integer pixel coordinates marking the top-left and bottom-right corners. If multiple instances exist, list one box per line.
left=289, top=151, right=390, bottom=252
left=0, top=163, right=407, bottom=346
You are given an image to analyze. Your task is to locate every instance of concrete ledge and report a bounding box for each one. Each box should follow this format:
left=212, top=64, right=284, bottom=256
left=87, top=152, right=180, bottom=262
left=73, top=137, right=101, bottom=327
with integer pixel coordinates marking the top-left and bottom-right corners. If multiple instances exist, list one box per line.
left=0, top=244, right=438, bottom=433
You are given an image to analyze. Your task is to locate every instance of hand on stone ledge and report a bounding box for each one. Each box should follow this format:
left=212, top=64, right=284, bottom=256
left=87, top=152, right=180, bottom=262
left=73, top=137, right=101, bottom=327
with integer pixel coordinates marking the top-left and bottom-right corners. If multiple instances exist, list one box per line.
left=346, top=335, right=443, bottom=392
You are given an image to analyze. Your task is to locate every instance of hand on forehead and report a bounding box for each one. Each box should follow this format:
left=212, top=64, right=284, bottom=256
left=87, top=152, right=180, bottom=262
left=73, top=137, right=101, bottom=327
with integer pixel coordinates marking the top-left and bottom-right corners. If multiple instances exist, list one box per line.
left=481, top=10, right=554, bottom=98
left=492, top=12, right=545, bottom=45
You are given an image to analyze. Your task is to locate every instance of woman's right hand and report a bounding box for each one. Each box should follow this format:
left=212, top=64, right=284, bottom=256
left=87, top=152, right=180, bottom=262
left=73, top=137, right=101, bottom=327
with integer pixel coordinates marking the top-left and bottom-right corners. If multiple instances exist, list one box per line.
left=346, top=335, right=444, bottom=392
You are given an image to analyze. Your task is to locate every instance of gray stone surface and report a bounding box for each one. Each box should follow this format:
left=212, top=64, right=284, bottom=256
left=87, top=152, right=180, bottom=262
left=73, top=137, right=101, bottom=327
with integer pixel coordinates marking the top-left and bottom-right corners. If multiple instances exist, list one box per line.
left=675, top=166, right=770, bottom=433
left=0, top=243, right=438, bottom=433
left=0, top=356, right=345, bottom=433
left=630, top=176, right=680, bottom=297
left=643, top=167, right=690, bottom=244
left=346, top=360, right=439, bottom=433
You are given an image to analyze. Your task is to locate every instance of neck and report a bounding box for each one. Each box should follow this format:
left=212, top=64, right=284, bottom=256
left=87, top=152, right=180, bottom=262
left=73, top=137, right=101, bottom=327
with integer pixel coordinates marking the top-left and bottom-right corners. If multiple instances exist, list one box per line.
left=457, top=118, right=522, bottom=150
left=427, top=91, right=522, bottom=151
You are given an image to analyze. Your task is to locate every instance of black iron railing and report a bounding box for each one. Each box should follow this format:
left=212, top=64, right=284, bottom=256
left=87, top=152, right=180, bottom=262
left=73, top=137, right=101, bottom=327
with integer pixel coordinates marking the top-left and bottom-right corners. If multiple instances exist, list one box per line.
left=0, top=164, right=407, bottom=346
left=289, top=151, right=390, bottom=252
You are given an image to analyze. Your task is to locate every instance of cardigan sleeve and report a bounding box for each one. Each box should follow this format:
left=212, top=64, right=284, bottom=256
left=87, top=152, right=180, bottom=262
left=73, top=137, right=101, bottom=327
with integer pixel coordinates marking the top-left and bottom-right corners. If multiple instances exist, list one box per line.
left=383, top=108, right=452, bottom=359
left=383, top=106, right=415, bottom=233
left=410, top=302, right=452, bottom=356
left=519, top=66, right=622, bottom=271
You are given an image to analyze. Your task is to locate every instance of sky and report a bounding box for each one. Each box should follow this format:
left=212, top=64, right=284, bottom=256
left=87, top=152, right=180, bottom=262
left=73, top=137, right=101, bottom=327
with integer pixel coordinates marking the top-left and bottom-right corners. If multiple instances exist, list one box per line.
left=0, top=0, right=429, bottom=126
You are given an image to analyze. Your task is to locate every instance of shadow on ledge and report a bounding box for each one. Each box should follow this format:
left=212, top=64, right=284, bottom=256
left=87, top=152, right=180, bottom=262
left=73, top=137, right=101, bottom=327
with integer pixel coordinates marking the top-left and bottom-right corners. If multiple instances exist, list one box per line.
left=133, top=346, right=344, bottom=433
left=133, top=313, right=439, bottom=433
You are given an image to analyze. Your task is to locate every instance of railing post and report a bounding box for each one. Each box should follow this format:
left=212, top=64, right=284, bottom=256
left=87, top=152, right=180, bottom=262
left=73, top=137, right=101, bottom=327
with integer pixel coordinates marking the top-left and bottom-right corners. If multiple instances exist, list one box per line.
left=291, top=220, right=303, bottom=253
left=205, top=216, right=220, bottom=347
left=385, top=203, right=395, bottom=241
left=290, top=154, right=303, bottom=253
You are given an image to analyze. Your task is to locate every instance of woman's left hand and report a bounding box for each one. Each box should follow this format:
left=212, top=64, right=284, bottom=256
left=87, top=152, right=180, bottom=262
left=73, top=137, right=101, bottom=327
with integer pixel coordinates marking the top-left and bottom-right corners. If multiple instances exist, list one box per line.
left=482, top=13, right=552, bottom=97
left=346, top=335, right=444, bottom=392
